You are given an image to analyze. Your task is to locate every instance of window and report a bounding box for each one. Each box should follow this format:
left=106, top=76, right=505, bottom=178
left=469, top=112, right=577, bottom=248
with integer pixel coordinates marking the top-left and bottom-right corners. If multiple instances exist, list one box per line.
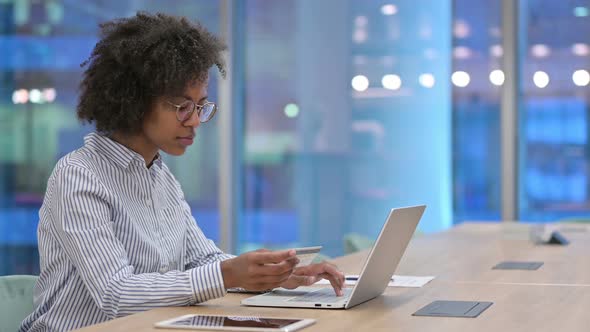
left=0, top=0, right=221, bottom=275
left=452, top=0, right=502, bottom=222
left=519, top=0, right=590, bottom=221
left=240, top=0, right=452, bottom=256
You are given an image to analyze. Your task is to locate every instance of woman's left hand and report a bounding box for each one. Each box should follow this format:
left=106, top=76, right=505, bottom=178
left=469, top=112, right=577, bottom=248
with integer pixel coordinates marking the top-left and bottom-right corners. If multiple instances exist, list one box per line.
left=279, top=261, right=345, bottom=296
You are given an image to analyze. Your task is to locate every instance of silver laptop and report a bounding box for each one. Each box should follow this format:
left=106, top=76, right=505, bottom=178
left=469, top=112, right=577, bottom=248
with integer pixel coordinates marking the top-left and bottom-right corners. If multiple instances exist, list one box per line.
left=241, top=205, right=426, bottom=309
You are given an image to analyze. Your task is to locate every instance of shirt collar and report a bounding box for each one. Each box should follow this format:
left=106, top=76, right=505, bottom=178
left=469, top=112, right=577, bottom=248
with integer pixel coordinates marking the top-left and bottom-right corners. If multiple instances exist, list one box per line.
left=84, top=132, right=162, bottom=169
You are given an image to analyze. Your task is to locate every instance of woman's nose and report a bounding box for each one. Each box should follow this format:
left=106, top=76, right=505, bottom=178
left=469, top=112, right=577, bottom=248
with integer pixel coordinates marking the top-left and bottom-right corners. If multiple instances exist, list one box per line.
left=183, top=110, right=201, bottom=128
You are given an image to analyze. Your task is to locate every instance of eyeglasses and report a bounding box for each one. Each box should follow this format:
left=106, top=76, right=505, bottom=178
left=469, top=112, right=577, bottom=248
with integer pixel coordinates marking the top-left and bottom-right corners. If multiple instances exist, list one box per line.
left=166, top=99, right=217, bottom=123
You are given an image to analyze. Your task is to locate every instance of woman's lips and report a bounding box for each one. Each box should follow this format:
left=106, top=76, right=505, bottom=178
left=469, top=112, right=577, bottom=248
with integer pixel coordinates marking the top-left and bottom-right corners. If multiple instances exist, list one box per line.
left=177, top=136, right=194, bottom=146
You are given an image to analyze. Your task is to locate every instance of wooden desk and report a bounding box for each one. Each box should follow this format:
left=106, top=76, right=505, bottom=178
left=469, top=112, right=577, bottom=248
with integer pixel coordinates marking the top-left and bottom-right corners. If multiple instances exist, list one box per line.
left=77, top=222, right=590, bottom=331
left=395, top=222, right=590, bottom=285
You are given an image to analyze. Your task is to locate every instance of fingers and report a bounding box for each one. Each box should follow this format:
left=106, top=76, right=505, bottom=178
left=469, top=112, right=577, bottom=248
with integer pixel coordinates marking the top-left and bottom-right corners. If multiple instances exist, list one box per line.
left=295, top=261, right=344, bottom=281
left=293, top=262, right=345, bottom=296
left=254, top=269, right=293, bottom=285
left=225, top=249, right=320, bottom=291
left=251, top=249, right=297, bottom=264
left=242, top=270, right=294, bottom=290
left=280, top=275, right=320, bottom=289
left=253, top=259, right=298, bottom=277
left=321, top=273, right=344, bottom=296
left=238, top=250, right=300, bottom=289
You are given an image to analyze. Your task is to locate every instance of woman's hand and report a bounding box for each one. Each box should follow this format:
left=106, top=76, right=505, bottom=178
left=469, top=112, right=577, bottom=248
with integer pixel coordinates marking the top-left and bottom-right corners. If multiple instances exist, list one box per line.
left=279, top=261, right=345, bottom=296
left=220, top=249, right=299, bottom=291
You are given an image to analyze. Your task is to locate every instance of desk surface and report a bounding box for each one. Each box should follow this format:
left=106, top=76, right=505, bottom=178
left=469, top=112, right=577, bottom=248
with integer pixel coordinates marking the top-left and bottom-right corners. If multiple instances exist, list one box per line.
left=397, top=222, right=590, bottom=285
left=77, top=222, right=590, bottom=332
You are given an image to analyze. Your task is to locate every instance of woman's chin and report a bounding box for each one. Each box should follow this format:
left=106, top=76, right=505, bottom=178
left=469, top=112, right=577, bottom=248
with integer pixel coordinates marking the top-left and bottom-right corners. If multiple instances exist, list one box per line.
left=161, top=146, right=187, bottom=156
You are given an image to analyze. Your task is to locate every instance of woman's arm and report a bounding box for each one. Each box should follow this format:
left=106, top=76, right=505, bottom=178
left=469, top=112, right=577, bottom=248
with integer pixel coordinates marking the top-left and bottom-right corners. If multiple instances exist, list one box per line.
left=48, top=165, right=226, bottom=319
left=182, top=205, right=235, bottom=269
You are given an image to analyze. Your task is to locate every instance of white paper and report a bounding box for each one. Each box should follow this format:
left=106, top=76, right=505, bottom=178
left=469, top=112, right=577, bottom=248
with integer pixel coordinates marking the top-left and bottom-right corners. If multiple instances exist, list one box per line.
left=315, top=275, right=435, bottom=288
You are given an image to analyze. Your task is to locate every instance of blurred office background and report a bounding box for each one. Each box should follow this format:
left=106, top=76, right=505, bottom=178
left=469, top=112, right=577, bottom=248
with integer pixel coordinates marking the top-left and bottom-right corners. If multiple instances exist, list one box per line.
left=0, top=0, right=588, bottom=275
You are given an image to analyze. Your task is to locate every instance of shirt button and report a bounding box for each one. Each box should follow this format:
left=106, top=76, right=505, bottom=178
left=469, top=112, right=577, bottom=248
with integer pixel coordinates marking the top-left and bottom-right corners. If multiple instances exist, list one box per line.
left=159, top=266, right=168, bottom=273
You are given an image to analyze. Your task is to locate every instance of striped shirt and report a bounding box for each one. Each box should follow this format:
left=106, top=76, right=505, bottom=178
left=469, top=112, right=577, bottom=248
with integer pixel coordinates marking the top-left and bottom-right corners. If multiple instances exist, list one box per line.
left=20, top=132, right=234, bottom=332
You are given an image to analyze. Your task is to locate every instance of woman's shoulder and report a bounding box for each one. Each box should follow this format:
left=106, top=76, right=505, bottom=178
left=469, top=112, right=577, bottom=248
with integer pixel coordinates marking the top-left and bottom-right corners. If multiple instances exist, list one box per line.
left=42, top=148, right=110, bottom=207
left=50, top=147, right=102, bottom=182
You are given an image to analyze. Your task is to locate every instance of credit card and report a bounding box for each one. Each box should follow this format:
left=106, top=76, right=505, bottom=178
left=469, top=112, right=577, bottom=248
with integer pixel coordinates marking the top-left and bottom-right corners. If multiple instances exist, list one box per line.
left=290, top=246, right=322, bottom=267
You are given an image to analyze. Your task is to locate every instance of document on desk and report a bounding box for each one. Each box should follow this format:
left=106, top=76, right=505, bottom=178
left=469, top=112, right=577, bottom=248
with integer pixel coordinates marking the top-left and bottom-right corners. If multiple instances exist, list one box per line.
left=315, top=275, right=435, bottom=288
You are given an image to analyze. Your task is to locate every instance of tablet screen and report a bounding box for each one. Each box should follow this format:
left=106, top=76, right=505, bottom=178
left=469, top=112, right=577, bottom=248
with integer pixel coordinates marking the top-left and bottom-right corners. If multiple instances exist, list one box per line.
left=157, top=314, right=313, bottom=331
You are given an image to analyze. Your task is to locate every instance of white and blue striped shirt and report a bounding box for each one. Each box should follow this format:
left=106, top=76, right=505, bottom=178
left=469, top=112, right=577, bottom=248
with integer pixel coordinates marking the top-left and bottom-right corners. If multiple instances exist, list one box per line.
left=20, top=132, right=234, bottom=332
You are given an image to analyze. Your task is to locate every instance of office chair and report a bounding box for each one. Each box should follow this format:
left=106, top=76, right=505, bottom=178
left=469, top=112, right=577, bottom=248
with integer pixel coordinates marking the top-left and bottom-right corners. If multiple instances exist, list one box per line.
left=0, top=275, right=38, bottom=332
left=343, top=233, right=374, bottom=254
left=557, top=217, right=590, bottom=223
left=343, top=230, right=423, bottom=254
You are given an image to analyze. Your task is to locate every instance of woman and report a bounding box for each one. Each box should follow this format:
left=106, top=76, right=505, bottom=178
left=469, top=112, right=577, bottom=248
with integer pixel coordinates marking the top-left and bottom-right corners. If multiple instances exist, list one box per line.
left=20, top=12, right=344, bottom=332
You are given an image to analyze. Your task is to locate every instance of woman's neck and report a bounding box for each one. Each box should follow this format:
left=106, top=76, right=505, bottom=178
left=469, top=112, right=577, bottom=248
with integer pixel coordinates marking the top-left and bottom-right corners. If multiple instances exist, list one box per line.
left=110, top=132, right=158, bottom=167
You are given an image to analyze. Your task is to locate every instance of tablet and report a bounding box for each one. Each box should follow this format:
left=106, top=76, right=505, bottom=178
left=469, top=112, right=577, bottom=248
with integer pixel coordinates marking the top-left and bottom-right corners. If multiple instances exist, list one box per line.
left=155, top=314, right=316, bottom=332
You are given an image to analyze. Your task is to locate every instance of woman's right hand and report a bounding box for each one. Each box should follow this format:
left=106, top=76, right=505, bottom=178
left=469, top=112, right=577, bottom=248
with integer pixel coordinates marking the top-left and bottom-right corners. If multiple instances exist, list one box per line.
left=220, top=249, right=299, bottom=291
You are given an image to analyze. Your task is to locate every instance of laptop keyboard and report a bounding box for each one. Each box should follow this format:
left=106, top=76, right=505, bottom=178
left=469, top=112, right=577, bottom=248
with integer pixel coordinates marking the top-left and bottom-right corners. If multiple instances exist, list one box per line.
left=288, top=287, right=353, bottom=303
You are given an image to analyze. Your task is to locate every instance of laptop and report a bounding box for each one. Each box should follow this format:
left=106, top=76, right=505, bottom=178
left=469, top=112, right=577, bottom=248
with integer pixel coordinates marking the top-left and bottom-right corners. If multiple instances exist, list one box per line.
left=241, top=205, right=426, bottom=309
